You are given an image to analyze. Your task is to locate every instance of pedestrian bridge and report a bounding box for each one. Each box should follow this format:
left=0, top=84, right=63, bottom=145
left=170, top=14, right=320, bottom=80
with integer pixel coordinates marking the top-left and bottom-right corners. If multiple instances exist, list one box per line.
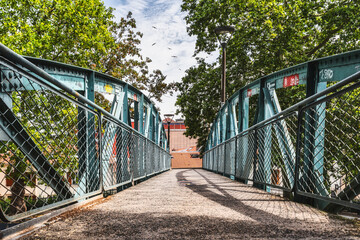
left=0, top=43, right=359, bottom=238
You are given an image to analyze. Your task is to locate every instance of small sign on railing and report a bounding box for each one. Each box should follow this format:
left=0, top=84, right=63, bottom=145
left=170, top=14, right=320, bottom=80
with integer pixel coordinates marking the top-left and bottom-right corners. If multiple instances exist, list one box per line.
left=283, top=74, right=299, bottom=88
left=247, top=89, right=252, bottom=97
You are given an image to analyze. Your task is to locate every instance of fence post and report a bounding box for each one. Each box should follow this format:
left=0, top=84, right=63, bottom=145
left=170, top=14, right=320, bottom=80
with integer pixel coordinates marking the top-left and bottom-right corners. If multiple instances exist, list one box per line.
left=86, top=71, right=99, bottom=192
left=98, top=113, right=104, bottom=193
left=234, top=136, right=238, bottom=180
left=252, top=129, right=258, bottom=187
left=302, top=61, right=327, bottom=208
left=293, top=107, right=304, bottom=203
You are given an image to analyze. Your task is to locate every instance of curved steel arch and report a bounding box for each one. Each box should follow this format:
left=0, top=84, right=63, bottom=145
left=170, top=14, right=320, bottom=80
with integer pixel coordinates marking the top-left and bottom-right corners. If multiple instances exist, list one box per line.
left=22, top=56, right=169, bottom=149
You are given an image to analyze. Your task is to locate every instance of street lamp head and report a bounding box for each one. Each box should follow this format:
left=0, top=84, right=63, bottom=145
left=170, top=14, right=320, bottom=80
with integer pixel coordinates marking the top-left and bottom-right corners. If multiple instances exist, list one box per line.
left=164, top=113, right=175, bottom=124
left=214, top=25, right=235, bottom=45
left=214, top=26, right=235, bottom=35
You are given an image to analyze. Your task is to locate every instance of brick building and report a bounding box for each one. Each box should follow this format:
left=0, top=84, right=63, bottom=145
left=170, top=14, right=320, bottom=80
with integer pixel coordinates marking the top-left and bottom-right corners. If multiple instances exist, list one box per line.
left=162, top=118, right=202, bottom=168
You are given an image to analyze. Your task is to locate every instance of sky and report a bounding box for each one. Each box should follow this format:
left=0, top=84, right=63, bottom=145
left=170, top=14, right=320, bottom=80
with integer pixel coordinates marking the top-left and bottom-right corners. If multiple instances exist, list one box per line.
left=102, top=0, right=217, bottom=119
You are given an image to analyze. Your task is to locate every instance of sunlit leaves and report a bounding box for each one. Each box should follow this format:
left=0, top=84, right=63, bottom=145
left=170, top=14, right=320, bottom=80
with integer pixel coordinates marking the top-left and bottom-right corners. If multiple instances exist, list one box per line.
left=178, top=0, right=360, bottom=152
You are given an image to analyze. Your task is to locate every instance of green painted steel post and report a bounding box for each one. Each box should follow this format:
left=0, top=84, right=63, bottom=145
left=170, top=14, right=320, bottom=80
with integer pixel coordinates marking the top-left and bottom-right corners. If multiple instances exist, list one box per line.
left=155, top=111, right=159, bottom=144
left=122, top=84, right=128, bottom=124
left=242, top=92, right=250, bottom=183
left=254, top=79, right=270, bottom=192
left=86, top=71, right=99, bottom=192
left=134, top=101, right=139, bottom=131
left=139, top=94, right=144, bottom=135
left=77, top=104, right=87, bottom=195
left=300, top=61, right=327, bottom=207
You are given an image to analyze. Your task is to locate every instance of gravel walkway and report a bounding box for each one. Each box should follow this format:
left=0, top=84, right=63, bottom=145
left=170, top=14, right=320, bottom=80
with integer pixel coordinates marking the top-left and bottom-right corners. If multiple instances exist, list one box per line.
left=22, top=169, right=359, bottom=239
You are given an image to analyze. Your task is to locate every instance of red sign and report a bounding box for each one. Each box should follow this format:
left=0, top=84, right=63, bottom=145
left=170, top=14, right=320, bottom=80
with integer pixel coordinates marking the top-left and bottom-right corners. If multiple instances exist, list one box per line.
left=247, top=89, right=252, bottom=97
left=283, top=74, right=299, bottom=88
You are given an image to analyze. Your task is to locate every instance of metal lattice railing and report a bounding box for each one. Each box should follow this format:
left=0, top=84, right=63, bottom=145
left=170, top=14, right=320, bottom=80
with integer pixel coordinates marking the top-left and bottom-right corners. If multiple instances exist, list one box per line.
left=101, top=116, right=170, bottom=191
left=0, top=46, right=171, bottom=222
left=296, top=82, right=360, bottom=209
left=204, top=74, right=360, bottom=212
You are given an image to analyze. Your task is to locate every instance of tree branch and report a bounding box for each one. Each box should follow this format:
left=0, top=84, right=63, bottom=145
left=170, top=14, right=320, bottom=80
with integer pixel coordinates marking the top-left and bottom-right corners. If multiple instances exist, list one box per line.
left=306, top=28, right=341, bottom=57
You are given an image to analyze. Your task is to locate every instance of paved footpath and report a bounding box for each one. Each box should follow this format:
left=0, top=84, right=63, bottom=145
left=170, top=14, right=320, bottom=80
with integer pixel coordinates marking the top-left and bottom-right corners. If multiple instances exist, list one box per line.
left=23, top=169, right=359, bottom=239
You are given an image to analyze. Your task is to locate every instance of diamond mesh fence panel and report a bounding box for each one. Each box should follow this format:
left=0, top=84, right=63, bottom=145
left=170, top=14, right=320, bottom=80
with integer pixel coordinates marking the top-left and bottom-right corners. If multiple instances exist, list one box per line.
left=224, top=141, right=231, bottom=175
left=0, top=67, right=101, bottom=220
left=218, top=144, right=225, bottom=174
left=208, top=150, right=213, bottom=170
left=254, top=113, right=297, bottom=191
left=146, top=141, right=152, bottom=175
left=212, top=147, right=218, bottom=172
left=235, top=131, right=256, bottom=181
left=224, top=139, right=236, bottom=176
left=297, top=82, right=360, bottom=207
left=101, top=116, right=170, bottom=191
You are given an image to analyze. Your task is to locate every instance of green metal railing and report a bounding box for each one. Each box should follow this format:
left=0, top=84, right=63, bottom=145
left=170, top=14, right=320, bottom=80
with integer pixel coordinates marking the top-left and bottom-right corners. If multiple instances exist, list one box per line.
left=0, top=44, right=171, bottom=222
left=204, top=50, right=360, bottom=212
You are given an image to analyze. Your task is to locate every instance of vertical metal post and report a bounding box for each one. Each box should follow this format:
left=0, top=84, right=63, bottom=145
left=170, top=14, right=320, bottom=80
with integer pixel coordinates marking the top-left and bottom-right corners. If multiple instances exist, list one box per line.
left=134, top=101, right=139, bottom=131
left=302, top=61, right=327, bottom=208
left=167, top=121, right=171, bottom=151
left=116, top=127, right=122, bottom=191
left=223, top=142, right=226, bottom=175
left=221, top=43, right=227, bottom=104
left=242, top=93, right=250, bottom=183
left=77, top=104, right=87, bottom=196
left=139, top=95, right=144, bottom=135
left=130, top=131, right=134, bottom=185
left=98, top=113, right=103, bottom=192
left=253, top=129, right=258, bottom=186
left=234, top=135, right=238, bottom=180
left=86, top=71, right=98, bottom=192
left=122, top=84, right=128, bottom=124
left=254, top=79, right=270, bottom=191
left=155, top=111, right=159, bottom=144
left=293, top=107, right=304, bottom=202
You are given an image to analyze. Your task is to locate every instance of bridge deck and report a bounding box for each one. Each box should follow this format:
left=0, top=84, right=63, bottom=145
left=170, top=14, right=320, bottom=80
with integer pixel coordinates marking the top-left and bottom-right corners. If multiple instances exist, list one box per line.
left=23, top=169, right=359, bottom=239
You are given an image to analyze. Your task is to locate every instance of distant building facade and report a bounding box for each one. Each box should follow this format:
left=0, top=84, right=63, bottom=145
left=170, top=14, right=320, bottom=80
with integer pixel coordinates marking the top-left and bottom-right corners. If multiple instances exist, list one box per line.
left=162, top=118, right=202, bottom=168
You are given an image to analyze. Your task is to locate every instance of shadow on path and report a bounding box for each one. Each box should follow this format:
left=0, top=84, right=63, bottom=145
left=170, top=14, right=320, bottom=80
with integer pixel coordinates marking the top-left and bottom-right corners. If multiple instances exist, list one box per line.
left=175, top=169, right=358, bottom=237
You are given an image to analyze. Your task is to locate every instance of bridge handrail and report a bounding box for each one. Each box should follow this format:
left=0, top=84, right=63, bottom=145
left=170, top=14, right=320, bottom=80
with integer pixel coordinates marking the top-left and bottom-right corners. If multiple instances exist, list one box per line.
left=0, top=43, right=171, bottom=222
left=204, top=62, right=360, bottom=212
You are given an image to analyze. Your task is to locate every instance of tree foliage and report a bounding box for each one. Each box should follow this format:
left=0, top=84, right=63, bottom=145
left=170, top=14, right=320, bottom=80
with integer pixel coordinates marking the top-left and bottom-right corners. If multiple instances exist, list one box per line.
left=0, top=0, right=172, bottom=102
left=177, top=0, right=360, bottom=151
left=176, top=59, right=221, bottom=151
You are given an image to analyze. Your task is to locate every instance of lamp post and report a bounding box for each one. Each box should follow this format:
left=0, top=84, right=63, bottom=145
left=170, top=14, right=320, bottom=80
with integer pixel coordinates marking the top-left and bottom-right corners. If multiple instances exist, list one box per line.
left=214, top=26, right=235, bottom=104
left=164, top=113, right=175, bottom=152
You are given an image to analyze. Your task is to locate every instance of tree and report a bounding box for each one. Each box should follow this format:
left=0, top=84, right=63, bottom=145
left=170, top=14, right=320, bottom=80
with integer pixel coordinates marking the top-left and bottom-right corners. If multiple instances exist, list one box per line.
left=0, top=0, right=171, bottom=102
left=176, top=59, right=221, bottom=152
left=177, top=0, right=360, bottom=152
left=100, top=12, right=174, bottom=102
